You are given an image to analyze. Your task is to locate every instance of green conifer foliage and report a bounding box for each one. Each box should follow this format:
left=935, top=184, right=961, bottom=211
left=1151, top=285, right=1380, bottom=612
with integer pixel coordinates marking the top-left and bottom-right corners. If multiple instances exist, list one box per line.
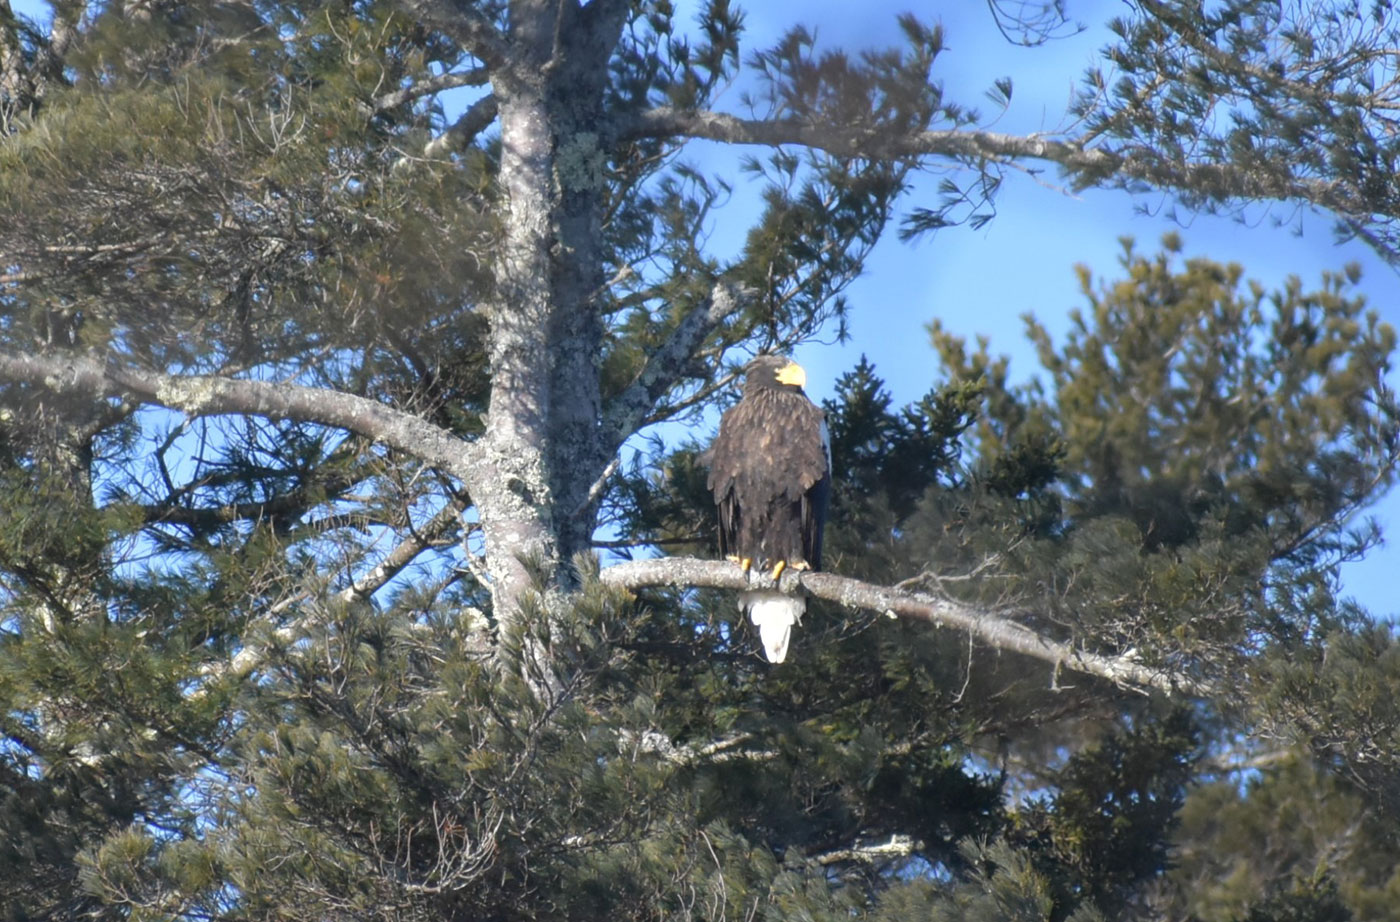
left=2, top=1, right=1400, bottom=919
left=928, top=237, right=1397, bottom=684
left=1169, top=754, right=1400, bottom=922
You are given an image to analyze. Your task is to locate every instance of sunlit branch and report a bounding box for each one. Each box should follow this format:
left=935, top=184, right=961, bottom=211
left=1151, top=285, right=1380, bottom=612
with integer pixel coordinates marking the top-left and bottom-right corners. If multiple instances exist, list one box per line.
left=814, top=834, right=918, bottom=866
left=599, top=557, right=1212, bottom=696
left=621, top=106, right=1105, bottom=168
left=601, top=280, right=751, bottom=448
left=0, top=350, right=480, bottom=484
left=372, top=67, right=489, bottom=112
left=343, top=491, right=470, bottom=602
left=195, top=492, right=475, bottom=695
left=421, top=93, right=499, bottom=160
left=621, top=107, right=1380, bottom=220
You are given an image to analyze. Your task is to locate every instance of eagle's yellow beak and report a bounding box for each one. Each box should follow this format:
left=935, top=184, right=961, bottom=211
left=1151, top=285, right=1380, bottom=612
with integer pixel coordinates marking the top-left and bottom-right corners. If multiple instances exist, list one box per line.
left=775, top=361, right=807, bottom=388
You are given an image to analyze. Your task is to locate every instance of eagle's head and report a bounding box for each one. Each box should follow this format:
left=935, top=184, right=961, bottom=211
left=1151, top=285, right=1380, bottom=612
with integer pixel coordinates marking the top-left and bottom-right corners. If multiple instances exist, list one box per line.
left=743, top=355, right=807, bottom=395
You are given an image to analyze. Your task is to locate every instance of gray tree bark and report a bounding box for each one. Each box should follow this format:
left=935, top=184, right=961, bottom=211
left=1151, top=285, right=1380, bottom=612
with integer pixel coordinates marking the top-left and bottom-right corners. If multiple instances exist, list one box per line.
left=599, top=557, right=1212, bottom=697
left=6, top=0, right=1397, bottom=686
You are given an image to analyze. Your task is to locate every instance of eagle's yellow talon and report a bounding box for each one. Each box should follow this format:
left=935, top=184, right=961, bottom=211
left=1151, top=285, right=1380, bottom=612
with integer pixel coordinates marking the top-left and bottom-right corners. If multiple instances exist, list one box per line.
left=770, top=560, right=787, bottom=580
left=791, top=560, right=811, bottom=572
left=739, top=557, right=753, bottom=574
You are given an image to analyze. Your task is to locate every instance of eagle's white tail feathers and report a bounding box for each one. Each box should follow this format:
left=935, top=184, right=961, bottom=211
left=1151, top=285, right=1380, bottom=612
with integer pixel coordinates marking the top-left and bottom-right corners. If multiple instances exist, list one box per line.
left=740, top=590, right=805, bottom=663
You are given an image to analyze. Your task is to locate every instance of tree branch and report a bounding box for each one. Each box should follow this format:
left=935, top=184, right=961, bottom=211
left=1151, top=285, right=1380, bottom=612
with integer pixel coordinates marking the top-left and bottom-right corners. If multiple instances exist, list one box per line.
left=599, top=557, right=1212, bottom=697
left=134, top=465, right=371, bottom=533
left=567, top=0, right=633, bottom=79
left=814, top=834, right=918, bottom=866
left=196, top=492, right=480, bottom=695
left=615, top=729, right=773, bottom=766
left=342, top=491, right=470, bottom=602
left=422, top=93, right=498, bottom=159
left=620, top=107, right=1379, bottom=220
left=372, top=67, right=489, bottom=113
left=601, top=279, right=750, bottom=447
left=0, top=350, right=480, bottom=484
left=396, top=0, right=508, bottom=71
left=620, top=107, right=1110, bottom=170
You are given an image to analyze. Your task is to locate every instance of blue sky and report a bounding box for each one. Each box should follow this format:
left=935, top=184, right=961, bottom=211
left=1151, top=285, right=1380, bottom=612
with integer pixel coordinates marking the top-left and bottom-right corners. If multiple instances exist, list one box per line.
left=698, top=0, right=1400, bottom=617
left=11, top=0, right=1397, bottom=616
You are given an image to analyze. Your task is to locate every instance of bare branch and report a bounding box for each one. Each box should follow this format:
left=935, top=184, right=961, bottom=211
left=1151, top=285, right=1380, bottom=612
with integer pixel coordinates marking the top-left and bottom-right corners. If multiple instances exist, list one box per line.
left=621, top=106, right=1109, bottom=170
left=814, top=834, right=918, bottom=866
left=0, top=350, right=480, bottom=483
left=601, top=280, right=751, bottom=447
left=195, top=493, right=479, bottom=695
left=598, top=557, right=1212, bottom=697
left=372, top=67, right=489, bottom=113
left=616, top=729, right=774, bottom=766
left=343, top=492, right=470, bottom=602
left=421, top=93, right=498, bottom=159
left=573, top=453, right=621, bottom=518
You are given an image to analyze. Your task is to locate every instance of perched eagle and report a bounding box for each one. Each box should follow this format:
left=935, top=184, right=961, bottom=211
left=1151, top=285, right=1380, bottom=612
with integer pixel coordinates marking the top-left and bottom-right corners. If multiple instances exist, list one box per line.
left=707, top=355, right=831, bottom=663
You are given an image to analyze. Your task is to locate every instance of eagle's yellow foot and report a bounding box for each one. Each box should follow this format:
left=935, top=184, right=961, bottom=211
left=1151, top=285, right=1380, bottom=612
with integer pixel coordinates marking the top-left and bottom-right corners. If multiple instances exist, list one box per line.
left=770, top=560, right=787, bottom=581
left=739, top=557, right=753, bottom=574
left=791, top=560, right=811, bottom=572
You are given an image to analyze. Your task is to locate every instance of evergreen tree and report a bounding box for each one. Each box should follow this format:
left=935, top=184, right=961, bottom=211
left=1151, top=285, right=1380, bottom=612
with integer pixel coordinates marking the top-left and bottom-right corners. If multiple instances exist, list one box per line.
left=0, top=1, right=1398, bottom=919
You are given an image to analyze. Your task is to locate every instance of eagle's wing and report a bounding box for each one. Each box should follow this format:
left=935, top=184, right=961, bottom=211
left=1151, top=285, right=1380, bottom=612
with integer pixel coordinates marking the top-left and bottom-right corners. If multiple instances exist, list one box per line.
left=800, top=410, right=832, bottom=571
left=706, top=402, right=750, bottom=559
left=709, top=392, right=830, bottom=569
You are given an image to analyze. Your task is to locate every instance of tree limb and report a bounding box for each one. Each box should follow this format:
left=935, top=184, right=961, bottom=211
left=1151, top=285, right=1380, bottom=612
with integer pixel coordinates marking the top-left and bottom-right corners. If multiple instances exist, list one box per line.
left=814, top=834, right=918, bottom=866
left=342, top=491, right=470, bottom=602
left=619, top=107, right=1379, bottom=219
left=598, top=557, right=1212, bottom=697
left=615, top=729, right=773, bottom=766
left=396, top=0, right=508, bottom=71
left=567, top=0, right=633, bottom=79
left=422, top=92, right=498, bottom=159
left=601, top=280, right=750, bottom=448
left=372, top=67, right=489, bottom=113
left=620, top=107, right=1109, bottom=170
left=196, top=491, right=479, bottom=695
left=0, top=350, right=480, bottom=484
left=133, top=466, right=371, bottom=532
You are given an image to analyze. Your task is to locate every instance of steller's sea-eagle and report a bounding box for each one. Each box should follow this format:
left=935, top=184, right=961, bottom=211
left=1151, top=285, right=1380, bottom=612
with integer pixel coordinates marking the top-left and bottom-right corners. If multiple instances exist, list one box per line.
left=706, top=355, right=831, bottom=663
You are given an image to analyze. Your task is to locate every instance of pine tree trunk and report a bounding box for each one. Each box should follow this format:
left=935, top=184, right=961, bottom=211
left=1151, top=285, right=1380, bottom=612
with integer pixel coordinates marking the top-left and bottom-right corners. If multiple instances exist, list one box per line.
left=474, top=2, right=611, bottom=623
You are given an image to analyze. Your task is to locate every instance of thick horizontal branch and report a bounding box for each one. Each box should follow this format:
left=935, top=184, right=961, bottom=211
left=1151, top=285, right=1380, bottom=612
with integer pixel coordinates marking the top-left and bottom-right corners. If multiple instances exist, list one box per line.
left=621, top=107, right=1112, bottom=171
left=0, top=351, right=480, bottom=484
left=621, top=107, right=1376, bottom=219
left=599, top=557, right=1211, bottom=697
left=815, top=834, right=918, bottom=867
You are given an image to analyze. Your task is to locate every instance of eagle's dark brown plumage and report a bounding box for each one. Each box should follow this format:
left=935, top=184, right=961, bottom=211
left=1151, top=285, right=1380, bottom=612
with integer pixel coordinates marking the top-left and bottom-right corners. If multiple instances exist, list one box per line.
left=707, top=355, right=831, bottom=662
